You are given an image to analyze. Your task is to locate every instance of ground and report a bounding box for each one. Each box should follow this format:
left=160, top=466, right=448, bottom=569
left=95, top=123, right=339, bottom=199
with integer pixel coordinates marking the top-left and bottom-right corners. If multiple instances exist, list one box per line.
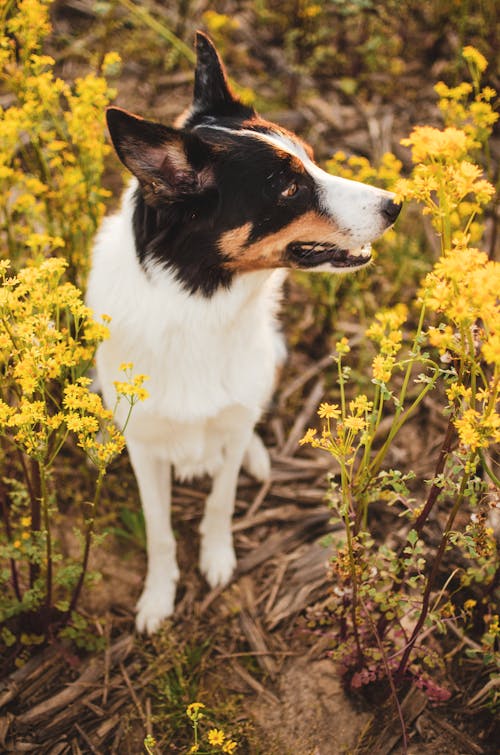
left=0, top=1, right=499, bottom=753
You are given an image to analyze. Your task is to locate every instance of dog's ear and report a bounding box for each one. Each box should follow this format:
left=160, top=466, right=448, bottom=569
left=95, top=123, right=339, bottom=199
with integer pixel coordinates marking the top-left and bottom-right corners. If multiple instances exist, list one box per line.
left=193, top=31, right=245, bottom=115
left=106, top=107, right=212, bottom=205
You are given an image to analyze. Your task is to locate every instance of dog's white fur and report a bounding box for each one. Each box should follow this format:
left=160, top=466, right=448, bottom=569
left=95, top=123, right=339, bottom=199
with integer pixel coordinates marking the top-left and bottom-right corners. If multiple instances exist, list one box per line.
left=87, top=181, right=286, bottom=633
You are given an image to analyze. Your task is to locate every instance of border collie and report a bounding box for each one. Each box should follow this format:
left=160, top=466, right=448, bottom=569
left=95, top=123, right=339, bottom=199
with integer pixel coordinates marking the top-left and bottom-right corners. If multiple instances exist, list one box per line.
left=86, top=32, right=400, bottom=634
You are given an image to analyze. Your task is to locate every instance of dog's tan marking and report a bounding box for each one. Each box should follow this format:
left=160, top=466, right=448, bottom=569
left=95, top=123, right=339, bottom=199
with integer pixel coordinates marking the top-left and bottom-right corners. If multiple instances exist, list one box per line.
left=219, top=223, right=252, bottom=257
left=221, top=211, right=340, bottom=272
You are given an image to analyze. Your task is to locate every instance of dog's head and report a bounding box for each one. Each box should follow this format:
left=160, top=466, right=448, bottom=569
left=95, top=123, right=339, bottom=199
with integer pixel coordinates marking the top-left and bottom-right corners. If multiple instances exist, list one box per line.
left=107, top=32, right=400, bottom=295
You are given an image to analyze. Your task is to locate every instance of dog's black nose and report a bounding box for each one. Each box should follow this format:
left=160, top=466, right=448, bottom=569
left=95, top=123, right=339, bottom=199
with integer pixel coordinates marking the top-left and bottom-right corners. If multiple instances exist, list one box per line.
left=381, top=198, right=402, bottom=224
left=382, top=198, right=402, bottom=223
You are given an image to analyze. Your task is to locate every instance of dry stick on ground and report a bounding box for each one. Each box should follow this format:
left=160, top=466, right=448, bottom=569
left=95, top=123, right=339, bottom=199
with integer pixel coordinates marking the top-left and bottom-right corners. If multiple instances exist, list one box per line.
left=280, top=378, right=324, bottom=456
left=279, top=354, right=333, bottom=408
left=73, top=722, right=102, bottom=755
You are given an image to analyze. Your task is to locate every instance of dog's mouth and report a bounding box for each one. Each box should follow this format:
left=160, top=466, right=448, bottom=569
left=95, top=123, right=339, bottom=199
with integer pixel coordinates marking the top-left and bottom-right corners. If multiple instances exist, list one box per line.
left=287, top=241, right=372, bottom=270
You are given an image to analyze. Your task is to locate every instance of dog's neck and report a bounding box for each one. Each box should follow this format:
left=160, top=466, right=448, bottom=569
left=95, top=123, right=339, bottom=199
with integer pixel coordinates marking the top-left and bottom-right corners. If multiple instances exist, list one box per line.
left=116, top=181, right=284, bottom=324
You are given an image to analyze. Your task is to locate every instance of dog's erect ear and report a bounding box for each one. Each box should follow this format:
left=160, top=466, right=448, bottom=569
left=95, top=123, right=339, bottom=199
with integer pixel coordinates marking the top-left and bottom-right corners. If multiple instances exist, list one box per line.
left=106, top=107, right=212, bottom=205
left=193, top=31, right=243, bottom=115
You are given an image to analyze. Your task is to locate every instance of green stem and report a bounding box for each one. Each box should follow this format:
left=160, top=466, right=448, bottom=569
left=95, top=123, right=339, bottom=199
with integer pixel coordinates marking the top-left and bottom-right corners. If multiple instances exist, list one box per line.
left=340, top=462, right=363, bottom=663
left=65, top=468, right=105, bottom=619
left=395, top=469, right=470, bottom=681
left=479, top=450, right=500, bottom=487
left=39, top=461, right=52, bottom=630
left=368, top=368, right=439, bottom=478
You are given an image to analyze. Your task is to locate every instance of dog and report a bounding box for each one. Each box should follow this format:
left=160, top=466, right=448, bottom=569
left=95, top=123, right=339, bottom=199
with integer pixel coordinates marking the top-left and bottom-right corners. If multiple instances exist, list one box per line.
left=86, top=32, right=400, bottom=634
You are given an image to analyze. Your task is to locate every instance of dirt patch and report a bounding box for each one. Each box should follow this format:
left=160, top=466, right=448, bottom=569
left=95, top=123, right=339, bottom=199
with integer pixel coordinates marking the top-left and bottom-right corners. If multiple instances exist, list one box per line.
left=250, top=659, right=371, bottom=754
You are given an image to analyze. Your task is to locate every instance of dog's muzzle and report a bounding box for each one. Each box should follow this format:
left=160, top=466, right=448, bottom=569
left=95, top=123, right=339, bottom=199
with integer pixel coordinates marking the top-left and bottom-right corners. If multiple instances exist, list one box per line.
left=286, top=241, right=372, bottom=269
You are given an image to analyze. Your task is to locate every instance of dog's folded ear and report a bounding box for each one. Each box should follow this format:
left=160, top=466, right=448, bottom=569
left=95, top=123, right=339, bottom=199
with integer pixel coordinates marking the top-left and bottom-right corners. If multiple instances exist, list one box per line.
left=106, top=107, right=213, bottom=205
left=193, top=31, right=251, bottom=117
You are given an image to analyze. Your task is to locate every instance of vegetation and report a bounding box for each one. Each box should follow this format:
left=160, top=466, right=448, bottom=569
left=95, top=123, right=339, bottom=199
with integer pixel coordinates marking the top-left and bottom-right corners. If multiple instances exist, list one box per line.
left=301, top=47, right=499, bottom=719
left=0, top=0, right=498, bottom=753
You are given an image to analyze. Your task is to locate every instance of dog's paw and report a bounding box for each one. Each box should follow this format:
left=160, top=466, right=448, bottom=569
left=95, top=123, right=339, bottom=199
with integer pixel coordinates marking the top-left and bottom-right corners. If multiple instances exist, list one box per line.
left=135, top=580, right=176, bottom=635
left=199, top=536, right=236, bottom=589
left=243, top=432, right=271, bottom=482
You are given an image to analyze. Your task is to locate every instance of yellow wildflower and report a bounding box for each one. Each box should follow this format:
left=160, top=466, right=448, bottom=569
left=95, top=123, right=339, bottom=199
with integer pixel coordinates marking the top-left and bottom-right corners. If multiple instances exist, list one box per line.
left=401, top=126, right=470, bottom=164
left=102, top=51, right=122, bottom=77
left=335, top=337, right=350, bottom=355
left=344, top=416, right=366, bottom=432
left=222, top=741, right=237, bottom=754
left=208, top=728, right=225, bottom=746
left=372, top=354, right=394, bottom=384
left=482, top=332, right=500, bottom=367
left=350, top=395, right=373, bottom=413
left=462, top=45, right=487, bottom=73
left=186, top=702, right=205, bottom=721
left=299, top=428, right=318, bottom=446
left=317, top=402, right=340, bottom=419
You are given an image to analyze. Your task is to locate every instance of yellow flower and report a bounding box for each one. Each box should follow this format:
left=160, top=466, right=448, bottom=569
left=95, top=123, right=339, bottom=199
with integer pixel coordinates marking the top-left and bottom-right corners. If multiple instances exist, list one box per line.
left=186, top=702, right=205, bottom=721
left=462, top=45, right=487, bottom=73
left=335, top=337, right=350, bottom=355
left=222, top=741, right=237, bottom=754
left=372, top=354, right=394, bottom=384
left=102, top=51, right=122, bottom=76
left=208, top=728, right=225, bottom=746
left=350, top=395, right=373, bottom=413
left=299, top=428, right=317, bottom=446
left=317, top=402, right=340, bottom=419
left=401, top=126, right=470, bottom=164
left=482, top=332, right=500, bottom=367
left=344, top=416, right=366, bottom=432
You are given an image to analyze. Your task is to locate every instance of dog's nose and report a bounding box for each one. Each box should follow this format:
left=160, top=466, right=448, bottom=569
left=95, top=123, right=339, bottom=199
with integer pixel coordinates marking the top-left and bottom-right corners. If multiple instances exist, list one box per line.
left=381, top=198, right=402, bottom=225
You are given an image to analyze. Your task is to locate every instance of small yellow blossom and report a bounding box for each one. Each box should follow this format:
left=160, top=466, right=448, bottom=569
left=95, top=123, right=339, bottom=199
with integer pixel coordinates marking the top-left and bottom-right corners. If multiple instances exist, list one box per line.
left=462, top=45, right=487, bottom=73
left=335, top=337, right=351, bottom=355
left=299, top=428, right=318, bottom=446
left=464, top=599, right=477, bottom=612
left=222, top=741, right=237, bottom=754
left=102, top=51, right=122, bottom=76
left=317, top=402, right=340, bottom=419
left=186, top=702, right=205, bottom=721
left=344, top=416, right=366, bottom=433
left=208, top=728, right=225, bottom=746
left=349, top=395, right=373, bottom=414
left=372, top=354, right=394, bottom=384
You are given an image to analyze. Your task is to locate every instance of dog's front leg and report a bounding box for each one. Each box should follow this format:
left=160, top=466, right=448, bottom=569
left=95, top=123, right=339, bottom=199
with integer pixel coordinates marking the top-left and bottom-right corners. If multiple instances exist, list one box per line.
left=199, top=419, right=253, bottom=589
left=127, top=439, right=179, bottom=634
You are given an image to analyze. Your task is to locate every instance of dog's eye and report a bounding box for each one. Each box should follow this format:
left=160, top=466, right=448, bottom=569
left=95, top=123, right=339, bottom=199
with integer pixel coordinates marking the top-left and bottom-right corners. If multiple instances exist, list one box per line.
left=281, top=181, right=298, bottom=198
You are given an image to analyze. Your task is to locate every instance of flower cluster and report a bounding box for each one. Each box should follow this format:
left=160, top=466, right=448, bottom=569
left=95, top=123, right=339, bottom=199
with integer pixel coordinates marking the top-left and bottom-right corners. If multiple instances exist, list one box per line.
left=396, top=48, right=496, bottom=248
left=0, top=258, right=131, bottom=468
left=366, top=304, right=407, bottom=385
left=1, top=0, right=119, bottom=282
